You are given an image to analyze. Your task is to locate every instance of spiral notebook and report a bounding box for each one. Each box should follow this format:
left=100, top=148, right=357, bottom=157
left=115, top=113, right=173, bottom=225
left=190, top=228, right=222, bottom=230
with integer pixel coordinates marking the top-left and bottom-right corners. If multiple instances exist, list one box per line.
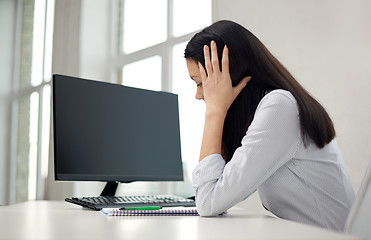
left=101, top=207, right=199, bottom=216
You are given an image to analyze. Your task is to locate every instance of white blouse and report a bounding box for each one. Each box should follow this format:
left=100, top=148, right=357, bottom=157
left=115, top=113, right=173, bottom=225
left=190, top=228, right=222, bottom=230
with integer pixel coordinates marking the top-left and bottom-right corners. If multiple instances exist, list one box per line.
left=192, top=89, right=355, bottom=231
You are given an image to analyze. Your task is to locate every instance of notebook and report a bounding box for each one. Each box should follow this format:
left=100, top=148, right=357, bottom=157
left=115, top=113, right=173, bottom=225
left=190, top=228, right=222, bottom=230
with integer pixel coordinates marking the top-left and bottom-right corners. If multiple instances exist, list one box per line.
left=101, top=207, right=199, bottom=216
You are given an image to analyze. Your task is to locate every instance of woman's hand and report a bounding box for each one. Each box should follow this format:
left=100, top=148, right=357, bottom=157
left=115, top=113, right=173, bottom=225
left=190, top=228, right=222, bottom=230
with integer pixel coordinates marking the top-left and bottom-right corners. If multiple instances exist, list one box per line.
left=199, top=40, right=251, bottom=117
left=197, top=40, right=251, bottom=161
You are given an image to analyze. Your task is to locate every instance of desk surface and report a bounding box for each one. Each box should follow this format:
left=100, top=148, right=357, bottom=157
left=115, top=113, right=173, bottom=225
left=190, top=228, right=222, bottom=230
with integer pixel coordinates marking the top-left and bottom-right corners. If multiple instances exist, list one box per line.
left=0, top=201, right=361, bottom=240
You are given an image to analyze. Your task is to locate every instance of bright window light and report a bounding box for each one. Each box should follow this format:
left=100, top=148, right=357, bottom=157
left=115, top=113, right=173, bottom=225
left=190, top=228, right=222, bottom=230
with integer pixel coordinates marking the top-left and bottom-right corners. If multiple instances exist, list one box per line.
left=31, top=0, right=46, bottom=86
left=123, top=0, right=167, bottom=53
left=41, top=85, right=51, bottom=178
left=28, top=92, right=39, bottom=200
left=122, top=56, right=162, bottom=91
left=172, top=0, right=212, bottom=37
left=43, top=0, right=55, bottom=81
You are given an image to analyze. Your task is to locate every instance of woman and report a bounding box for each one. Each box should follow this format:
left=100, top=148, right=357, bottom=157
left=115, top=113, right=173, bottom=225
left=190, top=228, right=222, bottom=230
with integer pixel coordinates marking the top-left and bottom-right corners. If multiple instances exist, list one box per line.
left=184, top=20, right=354, bottom=232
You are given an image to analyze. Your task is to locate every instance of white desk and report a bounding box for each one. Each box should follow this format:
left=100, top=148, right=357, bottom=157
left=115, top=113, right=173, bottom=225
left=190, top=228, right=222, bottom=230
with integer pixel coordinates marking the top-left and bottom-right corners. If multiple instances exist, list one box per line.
left=0, top=201, right=362, bottom=240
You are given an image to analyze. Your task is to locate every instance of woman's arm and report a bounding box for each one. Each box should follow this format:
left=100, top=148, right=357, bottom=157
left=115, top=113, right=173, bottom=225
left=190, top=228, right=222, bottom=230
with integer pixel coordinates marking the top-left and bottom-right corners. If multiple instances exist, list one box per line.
left=199, top=111, right=225, bottom=161
left=193, top=91, right=301, bottom=216
left=198, top=41, right=250, bottom=161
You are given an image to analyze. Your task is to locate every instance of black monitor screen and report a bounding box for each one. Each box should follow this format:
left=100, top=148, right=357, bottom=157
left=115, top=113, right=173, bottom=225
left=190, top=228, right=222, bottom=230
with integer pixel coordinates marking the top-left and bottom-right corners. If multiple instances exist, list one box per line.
left=53, top=75, right=183, bottom=182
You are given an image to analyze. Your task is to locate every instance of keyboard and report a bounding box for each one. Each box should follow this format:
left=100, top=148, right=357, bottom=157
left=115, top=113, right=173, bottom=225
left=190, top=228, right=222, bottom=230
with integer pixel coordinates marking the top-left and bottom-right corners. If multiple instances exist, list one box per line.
left=65, top=195, right=196, bottom=210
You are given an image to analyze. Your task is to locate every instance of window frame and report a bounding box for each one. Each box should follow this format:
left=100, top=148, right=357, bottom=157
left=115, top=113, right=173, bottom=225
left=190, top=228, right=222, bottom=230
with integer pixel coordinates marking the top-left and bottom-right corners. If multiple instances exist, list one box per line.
left=112, top=0, right=210, bottom=92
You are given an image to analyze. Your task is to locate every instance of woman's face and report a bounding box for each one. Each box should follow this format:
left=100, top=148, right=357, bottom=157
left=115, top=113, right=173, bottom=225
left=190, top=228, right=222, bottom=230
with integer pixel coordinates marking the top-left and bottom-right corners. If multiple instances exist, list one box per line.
left=186, top=58, right=204, bottom=101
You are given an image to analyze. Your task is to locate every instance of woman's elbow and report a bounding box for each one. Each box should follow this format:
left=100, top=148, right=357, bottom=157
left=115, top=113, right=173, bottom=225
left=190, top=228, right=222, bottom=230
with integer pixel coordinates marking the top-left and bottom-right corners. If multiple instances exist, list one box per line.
left=196, top=203, right=223, bottom=217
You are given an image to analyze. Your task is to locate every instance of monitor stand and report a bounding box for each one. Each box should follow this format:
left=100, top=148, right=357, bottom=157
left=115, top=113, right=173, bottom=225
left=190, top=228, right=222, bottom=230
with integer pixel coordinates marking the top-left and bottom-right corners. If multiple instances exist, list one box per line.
left=100, top=182, right=118, bottom=196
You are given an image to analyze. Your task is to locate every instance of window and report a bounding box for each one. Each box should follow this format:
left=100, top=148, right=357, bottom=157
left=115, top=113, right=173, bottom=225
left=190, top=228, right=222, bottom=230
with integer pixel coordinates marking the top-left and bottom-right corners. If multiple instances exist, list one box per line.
left=122, top=56, right=162, bottom=91
left=122, top=0, right=167, bottom=54
left=115, top=0, right=211, bottom=196
left=9, top=0, right=54, bottom=203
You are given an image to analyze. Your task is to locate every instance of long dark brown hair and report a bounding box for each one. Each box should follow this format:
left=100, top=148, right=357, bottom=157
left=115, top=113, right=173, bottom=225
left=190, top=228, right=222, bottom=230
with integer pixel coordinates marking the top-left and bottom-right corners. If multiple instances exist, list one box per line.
left=184, top=20, right=335, bottom=162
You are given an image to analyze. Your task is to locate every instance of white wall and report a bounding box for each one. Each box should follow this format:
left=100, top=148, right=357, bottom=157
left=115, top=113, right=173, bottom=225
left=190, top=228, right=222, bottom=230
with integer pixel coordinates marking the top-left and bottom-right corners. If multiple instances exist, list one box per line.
left=214, top=0, right=371, bottom=193
left=0, top=0, right=17, bottom=205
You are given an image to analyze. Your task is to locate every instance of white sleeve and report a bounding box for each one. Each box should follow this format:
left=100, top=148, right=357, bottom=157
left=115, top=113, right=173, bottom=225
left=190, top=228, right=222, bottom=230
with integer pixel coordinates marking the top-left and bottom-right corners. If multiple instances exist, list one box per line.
left=192, top=91, right=302, bottom=216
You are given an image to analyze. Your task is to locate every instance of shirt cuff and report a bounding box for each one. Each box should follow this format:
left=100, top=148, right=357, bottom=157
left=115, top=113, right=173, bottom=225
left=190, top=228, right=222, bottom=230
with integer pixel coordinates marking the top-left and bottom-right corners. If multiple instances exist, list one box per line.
left=192, top=154, right=225, bottom=188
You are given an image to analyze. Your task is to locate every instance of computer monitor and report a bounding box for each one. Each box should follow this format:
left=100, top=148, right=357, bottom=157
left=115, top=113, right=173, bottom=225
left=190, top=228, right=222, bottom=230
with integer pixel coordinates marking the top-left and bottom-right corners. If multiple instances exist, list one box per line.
left=52, top=74, right=183, bottom=194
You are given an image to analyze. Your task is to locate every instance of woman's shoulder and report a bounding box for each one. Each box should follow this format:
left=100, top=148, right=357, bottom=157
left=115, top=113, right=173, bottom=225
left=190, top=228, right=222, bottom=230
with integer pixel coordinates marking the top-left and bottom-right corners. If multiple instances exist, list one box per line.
left=258, top=89, right=298, bottom=111
left=264, top=89, right=295, bottom=102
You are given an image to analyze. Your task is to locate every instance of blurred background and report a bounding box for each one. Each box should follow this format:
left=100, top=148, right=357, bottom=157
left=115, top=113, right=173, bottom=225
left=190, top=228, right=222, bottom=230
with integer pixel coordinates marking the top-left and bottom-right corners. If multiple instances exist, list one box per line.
left=0, top=0, right=370, bottom=209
